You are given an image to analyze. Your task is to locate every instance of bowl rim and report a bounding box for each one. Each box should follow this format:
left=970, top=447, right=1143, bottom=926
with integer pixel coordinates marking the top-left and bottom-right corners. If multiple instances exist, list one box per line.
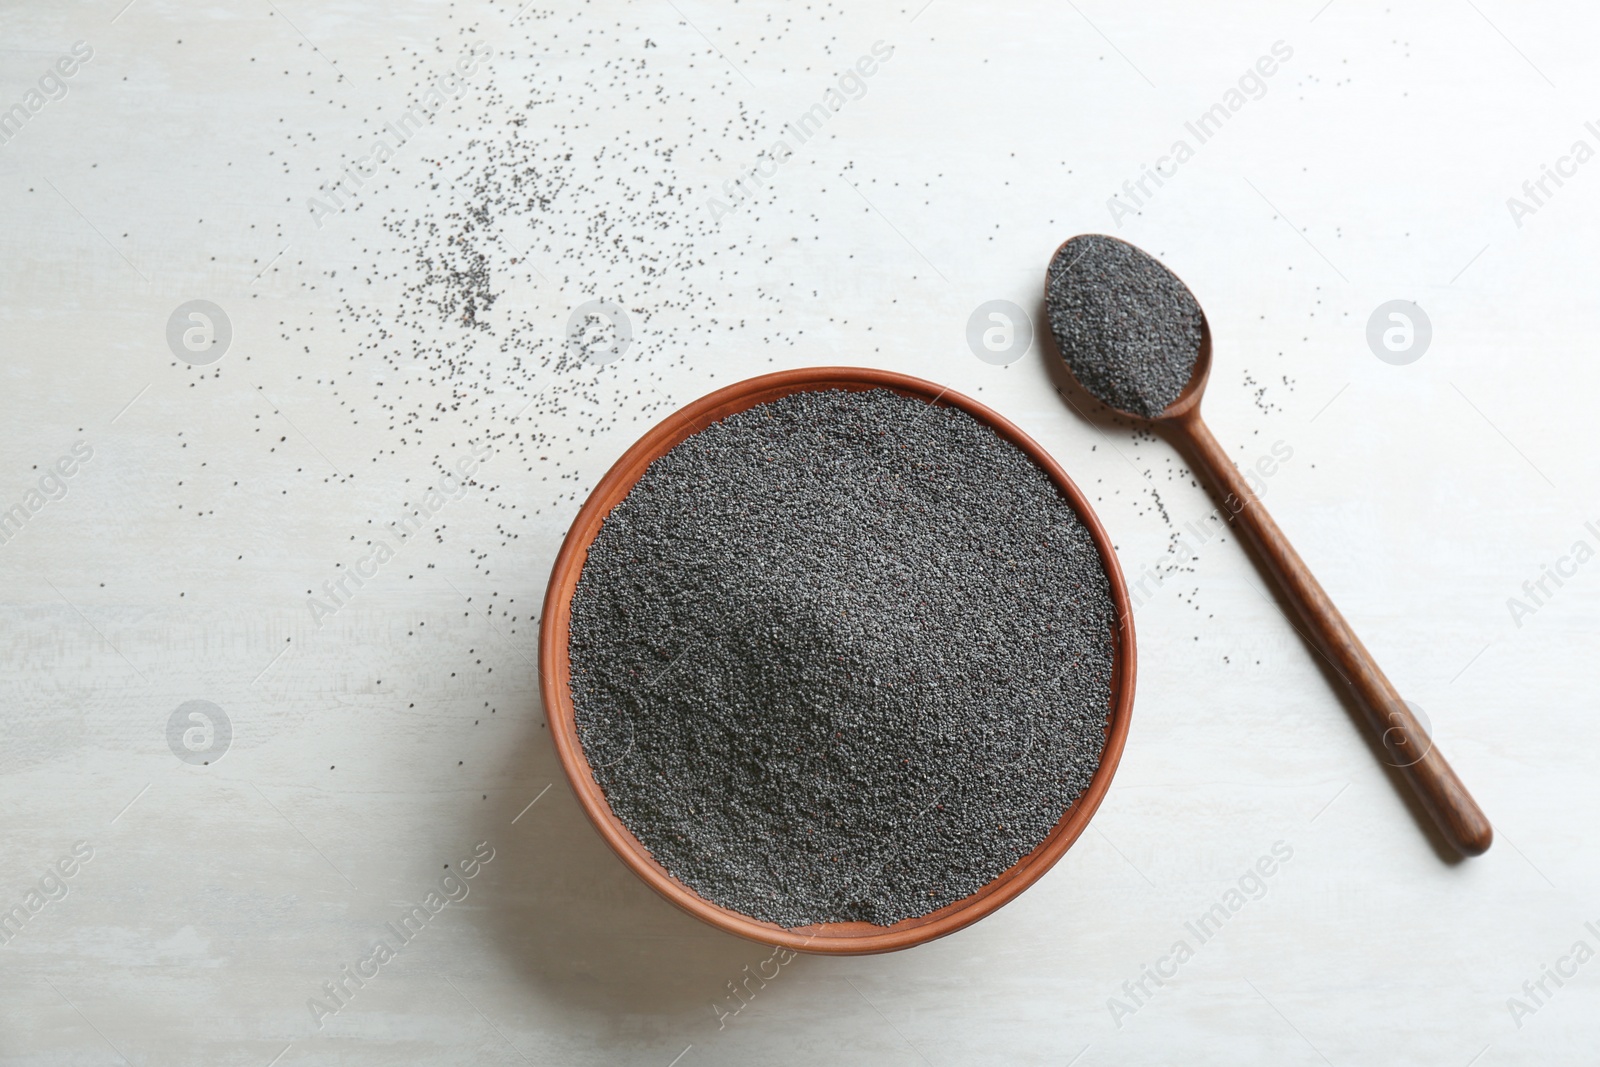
left=538, top=366, right=1136, bottom=955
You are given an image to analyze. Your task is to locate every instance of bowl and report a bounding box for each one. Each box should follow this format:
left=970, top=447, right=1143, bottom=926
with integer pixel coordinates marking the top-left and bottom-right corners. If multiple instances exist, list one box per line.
left=539, top=366, right=1135, bottom=954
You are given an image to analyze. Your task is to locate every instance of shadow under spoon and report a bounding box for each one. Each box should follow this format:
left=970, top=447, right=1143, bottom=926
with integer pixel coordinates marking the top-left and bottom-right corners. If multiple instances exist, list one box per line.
left=1043, top=233, right=1492, bottom=858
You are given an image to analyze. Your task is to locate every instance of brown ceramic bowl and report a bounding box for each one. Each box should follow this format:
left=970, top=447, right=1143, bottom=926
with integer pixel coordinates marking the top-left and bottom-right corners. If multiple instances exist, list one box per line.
left=539, top=367, right=1135, bottom=954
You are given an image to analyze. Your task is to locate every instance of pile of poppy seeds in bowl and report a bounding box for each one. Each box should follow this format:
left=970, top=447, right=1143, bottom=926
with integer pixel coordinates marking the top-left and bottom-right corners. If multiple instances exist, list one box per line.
left=567, top=388, right=1119, bottom=927
left=1045, top=234, right=1205, bottom=418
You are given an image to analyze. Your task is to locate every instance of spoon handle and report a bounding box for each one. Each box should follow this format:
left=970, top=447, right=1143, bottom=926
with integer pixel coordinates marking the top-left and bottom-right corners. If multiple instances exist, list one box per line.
left=1164, top=409, right=1493, bottom=856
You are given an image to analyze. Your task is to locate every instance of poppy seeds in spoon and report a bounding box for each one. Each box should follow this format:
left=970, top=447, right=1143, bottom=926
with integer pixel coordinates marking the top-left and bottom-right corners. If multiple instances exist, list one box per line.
left=567, top=388, right=1118, bottom=927
left=1045, top=234, right=1205, bottom=418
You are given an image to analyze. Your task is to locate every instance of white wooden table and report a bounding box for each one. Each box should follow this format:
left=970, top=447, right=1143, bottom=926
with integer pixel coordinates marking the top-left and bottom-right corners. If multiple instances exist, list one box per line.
left=2, top=1, right=1595, bottom=1063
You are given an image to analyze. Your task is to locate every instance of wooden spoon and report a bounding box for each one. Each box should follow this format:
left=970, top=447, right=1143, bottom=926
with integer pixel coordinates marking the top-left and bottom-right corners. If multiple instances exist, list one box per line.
left=1044, top=235, right=1492, bottom=857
